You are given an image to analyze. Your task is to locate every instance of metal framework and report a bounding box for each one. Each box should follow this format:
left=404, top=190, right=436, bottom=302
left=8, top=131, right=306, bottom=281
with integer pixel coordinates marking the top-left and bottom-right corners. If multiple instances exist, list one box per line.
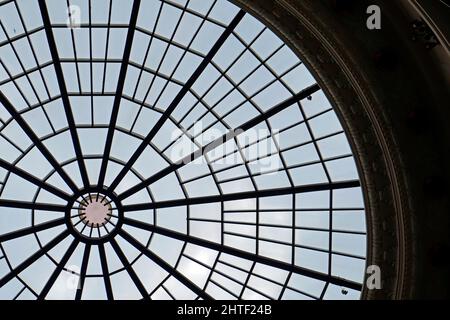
left=0, top=0, right=367, bottom=300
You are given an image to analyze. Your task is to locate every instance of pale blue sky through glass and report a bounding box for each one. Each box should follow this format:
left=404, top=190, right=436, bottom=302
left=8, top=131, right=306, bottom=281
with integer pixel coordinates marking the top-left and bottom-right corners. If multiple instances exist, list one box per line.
left=0, top=0, right=366, bottom=300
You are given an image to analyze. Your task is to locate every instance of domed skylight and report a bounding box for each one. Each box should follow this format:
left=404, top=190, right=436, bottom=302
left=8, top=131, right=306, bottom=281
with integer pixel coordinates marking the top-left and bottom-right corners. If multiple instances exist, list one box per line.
left=0, top=0, right=367, bottom=300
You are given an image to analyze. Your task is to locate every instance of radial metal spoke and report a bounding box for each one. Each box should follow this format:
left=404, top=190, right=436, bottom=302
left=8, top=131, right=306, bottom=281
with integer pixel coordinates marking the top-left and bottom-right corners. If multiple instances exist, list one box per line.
left=97, top=0, right=142, bottom=188
left=0, top=92, right=79, bottom=193
left=38, top=0, right=90, bottom=189
left=0, top=230, right=70, bottom=288
left=123, top=218, right=362, bottom=291
left=38, top=238, right=79, bottom=300
left=118, top=229, right=214, bottom=300
left=123, top=180, right=360, bottom=212
left=98, top=242, right=113, bottom=300
left=0, top=158, right=71, bottom=201
left=0, top=199, right=66, bottom=212
left=106, top=10, right=247, bottom=193
left=118, top=83, right=321, bottom=201
left=0, top=218, right=66, bottom=243
left=109, top=238, right=150, bottom=300
left=75, top=243, right=91, bottom=300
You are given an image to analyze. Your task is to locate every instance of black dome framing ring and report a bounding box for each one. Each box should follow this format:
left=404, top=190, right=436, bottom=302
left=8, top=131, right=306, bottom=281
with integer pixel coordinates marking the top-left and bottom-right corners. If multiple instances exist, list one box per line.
left=65, top=187, right=124, bottom=245
left=0, top=0, right=367, bottom=300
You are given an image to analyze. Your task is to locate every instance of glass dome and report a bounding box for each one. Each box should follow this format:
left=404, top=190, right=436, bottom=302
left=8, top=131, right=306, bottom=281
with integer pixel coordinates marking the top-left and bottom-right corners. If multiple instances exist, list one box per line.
left=0, top=0, right=367, bottom=300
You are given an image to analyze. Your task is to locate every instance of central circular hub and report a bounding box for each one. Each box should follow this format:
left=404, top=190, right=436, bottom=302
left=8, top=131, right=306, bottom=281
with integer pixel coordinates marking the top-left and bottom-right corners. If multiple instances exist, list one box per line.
left=80, top=196, right=112, bottom=227
left=69, top=193, right=120, bottom=241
